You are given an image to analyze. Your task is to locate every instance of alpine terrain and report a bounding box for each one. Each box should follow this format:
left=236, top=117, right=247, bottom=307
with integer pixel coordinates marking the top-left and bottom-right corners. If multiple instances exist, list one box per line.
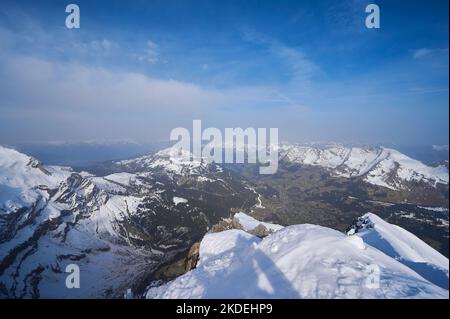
left=0, top=143, right=448, bottom=298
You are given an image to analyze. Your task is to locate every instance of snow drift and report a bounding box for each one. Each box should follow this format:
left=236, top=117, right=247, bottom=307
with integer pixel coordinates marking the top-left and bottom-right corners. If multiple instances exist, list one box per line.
left=349, top=213, right=449, bottom=290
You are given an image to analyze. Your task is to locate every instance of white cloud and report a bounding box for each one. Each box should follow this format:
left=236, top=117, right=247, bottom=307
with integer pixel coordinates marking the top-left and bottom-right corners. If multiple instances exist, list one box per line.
left=0, top=53, right=223, bottom=113
left=0, top=49, right=298, bottom=142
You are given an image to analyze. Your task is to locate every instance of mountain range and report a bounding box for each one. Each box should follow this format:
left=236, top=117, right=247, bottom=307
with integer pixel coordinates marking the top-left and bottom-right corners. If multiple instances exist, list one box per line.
left=0, top=143, right=448, bottom=298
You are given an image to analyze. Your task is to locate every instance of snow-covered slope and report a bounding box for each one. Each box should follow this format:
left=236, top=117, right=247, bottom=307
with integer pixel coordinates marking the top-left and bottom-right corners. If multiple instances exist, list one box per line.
left=147, top=213, right=448, bottom=299
left=348, top=213, right=449, bottom=290
left=0, top=146, right=161, bottom=297
left=279, top=144, right=449, bottom=190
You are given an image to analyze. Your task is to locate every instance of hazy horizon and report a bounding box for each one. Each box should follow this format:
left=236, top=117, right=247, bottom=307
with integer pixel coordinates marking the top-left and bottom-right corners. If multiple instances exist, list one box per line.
left=1, top=139, right=448, bottom=168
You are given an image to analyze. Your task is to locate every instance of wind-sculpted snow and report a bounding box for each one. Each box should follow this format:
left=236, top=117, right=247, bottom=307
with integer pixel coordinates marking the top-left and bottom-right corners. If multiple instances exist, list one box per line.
left=234, top=212, right=284, bottom=233
left=349, top=213, right=449, bottom=290
left=147, top=213, right=448, bottom=299
left=279, top=144, right=449, bottom=190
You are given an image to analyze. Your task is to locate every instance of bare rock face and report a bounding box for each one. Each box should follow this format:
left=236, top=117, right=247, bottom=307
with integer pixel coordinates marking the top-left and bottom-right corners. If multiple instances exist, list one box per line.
left=184, top=242, right=200, bottom=271
left=151, top=241, right=201, bottom=283
left=209, top=216, right=274, bottom=238
left=209, top=217, right=244, bottom=233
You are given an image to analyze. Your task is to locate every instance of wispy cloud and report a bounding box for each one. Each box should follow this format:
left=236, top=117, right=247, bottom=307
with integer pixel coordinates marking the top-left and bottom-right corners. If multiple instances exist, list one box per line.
left=432, top=144, right=449, bottom=152
left=133, top=40, right=160, bottom=64
left=241, top=29, right=321, bottom=83
left=412, top=48, right=449, bottom=59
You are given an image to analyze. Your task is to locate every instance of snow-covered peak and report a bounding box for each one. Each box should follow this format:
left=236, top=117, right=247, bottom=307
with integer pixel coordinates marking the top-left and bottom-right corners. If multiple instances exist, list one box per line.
left=146, top=214, right=448, bottom=298
left=376, top=148, right=449, bottom=186
left=0, top=145, right=71, bottom=189
left=0, top=145, right=37, bottom=168
left=280, top=144, right=449, bottom=190
left=117, top=146, right=217, bottom=175
left=0, top=146, right=72, bottom=215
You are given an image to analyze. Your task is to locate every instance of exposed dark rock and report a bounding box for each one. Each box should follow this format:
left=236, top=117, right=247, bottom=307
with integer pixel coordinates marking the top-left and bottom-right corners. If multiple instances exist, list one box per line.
left=248, top=224, right=273, bottom=238
left=184, top=242, right=200, bottom=271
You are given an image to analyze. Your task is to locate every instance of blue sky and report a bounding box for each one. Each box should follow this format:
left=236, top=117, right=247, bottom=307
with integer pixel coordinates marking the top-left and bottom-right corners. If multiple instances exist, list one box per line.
left=0, top=0, right=448, bottom=145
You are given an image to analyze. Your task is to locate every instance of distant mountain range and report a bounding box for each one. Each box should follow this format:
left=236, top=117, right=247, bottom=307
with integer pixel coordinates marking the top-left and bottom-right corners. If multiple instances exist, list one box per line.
left=8, top=141, right=449, bottom=167
left=279, top=144, right=448, bottom=191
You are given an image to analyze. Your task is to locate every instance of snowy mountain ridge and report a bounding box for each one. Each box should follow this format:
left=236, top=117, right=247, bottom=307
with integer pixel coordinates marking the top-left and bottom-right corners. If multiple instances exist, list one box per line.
left=0, top=145, right=255, bottom=298
left=279, top=144, right=449, bottom=190
left=117, top=146, right=223, bottom=176
left=0, top=146, right=161, bottom=297
left=118, top=143, right=449, bottom=191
